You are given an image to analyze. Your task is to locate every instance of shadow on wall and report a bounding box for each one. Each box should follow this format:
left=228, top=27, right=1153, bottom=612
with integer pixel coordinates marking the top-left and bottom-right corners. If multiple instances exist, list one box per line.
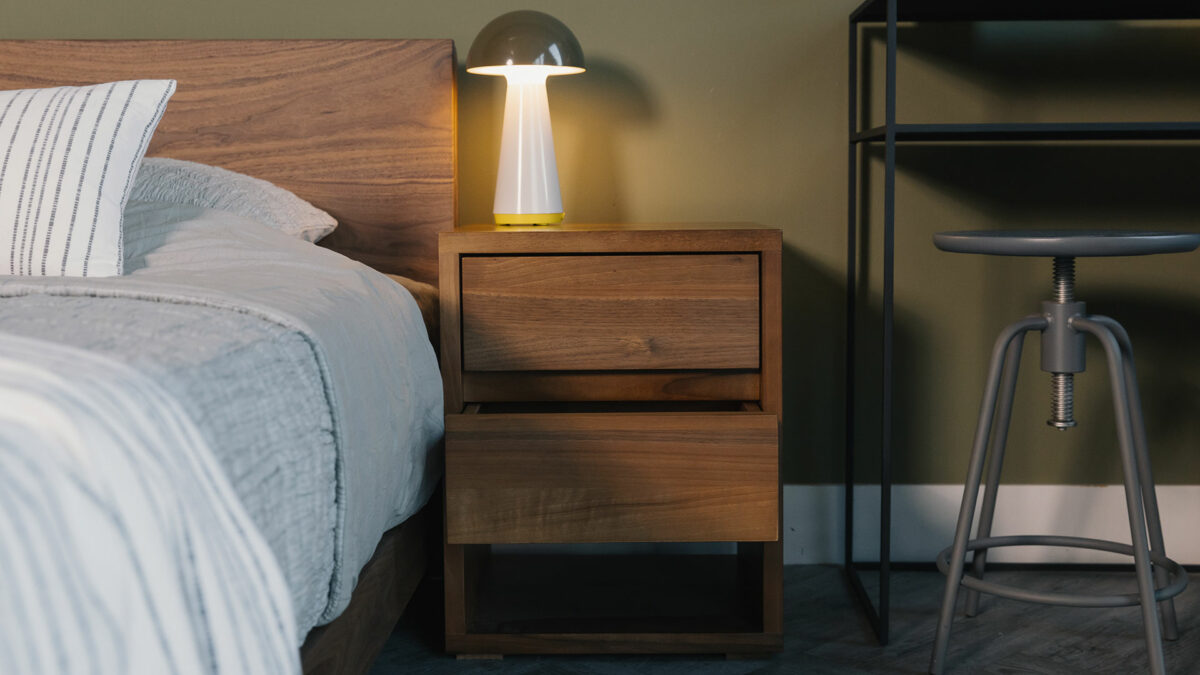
left=554, top=58, right=656, bottom=223
left=887, top=143, right=1200, bottom=480
left=1074, top=291, right=1200, bottom=484
left=847, top=17, right=1200, bottom=550
left=847, top=145, right=929, bottom=489
left=893, top=22, right=1200, bottom=91
left=893, top=145, right=1200, bottom=218
left=781, top=243, right=848, bottom=484
left=455, top=58, right=656, bottom=225
left=859, top=141, right=1200, bottom=482
left=842, top=274, right=930, bottom=488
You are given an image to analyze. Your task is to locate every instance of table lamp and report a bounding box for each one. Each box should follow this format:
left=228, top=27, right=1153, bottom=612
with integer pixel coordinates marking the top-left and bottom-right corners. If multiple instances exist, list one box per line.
left=467, top=10, right=584, bottom=225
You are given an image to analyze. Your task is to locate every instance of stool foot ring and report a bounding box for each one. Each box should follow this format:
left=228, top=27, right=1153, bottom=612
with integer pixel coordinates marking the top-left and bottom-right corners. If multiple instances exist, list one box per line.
left=937, top=535, right=1188, bottom=608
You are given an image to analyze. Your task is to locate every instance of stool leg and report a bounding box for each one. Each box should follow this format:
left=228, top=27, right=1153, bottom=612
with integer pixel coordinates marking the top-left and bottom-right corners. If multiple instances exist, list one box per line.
left=1074, top=317, right=1167, bottom=675
left=930, top=316, right=1045, bottom=675
left=1093, top=316, right=1178, bottom=640
left=964, top=334, right=1025, bottom=618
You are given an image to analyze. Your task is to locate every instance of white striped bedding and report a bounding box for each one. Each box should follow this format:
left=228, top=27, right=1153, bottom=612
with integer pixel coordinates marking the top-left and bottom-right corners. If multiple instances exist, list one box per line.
left=0, top=333, right=299, bottom=674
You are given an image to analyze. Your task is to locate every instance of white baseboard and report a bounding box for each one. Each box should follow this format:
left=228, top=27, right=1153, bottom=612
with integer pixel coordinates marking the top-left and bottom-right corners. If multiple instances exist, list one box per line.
left=784, top=484, right=1200, bottom=565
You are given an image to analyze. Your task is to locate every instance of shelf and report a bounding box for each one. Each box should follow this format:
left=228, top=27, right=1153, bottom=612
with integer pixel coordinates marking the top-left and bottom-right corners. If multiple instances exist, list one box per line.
left=445, top=550, right=782, bottom=655
left=851, top=122, right=1200, bottom=143
left=469, top=553, right=760, bottom=635
left=851, top=0, right=1200, bottom=24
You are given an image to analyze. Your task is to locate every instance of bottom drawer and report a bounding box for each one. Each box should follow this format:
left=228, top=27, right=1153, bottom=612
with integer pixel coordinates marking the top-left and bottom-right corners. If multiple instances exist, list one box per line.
left=445, top=404, right=779, bottom=544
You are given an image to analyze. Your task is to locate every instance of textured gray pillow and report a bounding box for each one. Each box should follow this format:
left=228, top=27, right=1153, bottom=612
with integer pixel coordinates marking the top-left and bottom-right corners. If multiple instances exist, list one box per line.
left=129, top=157, right=337, bottom=242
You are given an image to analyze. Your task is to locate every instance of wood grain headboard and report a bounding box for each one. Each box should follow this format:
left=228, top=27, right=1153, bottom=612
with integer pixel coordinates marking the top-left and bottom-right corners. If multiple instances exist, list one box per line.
left=0, top=40, right=457, bottom=285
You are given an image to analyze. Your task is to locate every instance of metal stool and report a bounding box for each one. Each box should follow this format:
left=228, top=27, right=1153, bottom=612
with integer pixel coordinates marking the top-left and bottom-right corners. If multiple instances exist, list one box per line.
left=929, top=230, right=1200, bottom=675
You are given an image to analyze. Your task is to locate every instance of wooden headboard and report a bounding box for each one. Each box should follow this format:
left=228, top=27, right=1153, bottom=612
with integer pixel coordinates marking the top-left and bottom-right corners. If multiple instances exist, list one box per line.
left=0, top=40, right=457, bottom=285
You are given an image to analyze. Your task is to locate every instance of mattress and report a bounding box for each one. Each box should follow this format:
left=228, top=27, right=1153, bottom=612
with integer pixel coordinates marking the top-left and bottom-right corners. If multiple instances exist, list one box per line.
left=0, top=202, right=444, bottom=639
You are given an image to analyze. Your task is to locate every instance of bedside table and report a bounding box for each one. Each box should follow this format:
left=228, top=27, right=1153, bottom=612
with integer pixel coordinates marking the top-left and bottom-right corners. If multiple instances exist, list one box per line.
left=439, top=223, right=782, bottom=657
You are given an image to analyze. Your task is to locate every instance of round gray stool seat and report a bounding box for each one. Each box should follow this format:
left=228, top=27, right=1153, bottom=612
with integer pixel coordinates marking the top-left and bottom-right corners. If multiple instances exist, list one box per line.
left=934, top=230, right=1200, bottom=257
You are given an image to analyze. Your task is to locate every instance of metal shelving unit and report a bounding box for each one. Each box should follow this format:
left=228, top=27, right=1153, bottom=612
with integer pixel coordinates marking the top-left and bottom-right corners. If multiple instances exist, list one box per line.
left=845, top=0, right=1200, bottom=645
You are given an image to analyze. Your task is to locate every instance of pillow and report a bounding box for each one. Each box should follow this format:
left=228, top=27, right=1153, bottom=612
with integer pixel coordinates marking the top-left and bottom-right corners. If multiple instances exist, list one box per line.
left=129, top=158, right=338, bottom=243
left=0, top=79, right=176, bottom=277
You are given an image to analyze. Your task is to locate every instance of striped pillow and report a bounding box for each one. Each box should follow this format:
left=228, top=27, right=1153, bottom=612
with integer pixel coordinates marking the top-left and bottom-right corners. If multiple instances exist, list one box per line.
left=0, top=80, right=176, bottom=277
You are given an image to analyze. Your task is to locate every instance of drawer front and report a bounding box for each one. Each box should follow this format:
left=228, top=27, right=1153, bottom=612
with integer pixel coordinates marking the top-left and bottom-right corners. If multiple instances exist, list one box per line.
left=461, top=254, right=759, bottom=371
left=445, top=411, right=778, bottom=544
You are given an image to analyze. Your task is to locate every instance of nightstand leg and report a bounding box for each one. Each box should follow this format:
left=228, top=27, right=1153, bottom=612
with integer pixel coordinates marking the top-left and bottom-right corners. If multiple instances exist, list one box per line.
left=762, top=540, right=784, bottom=635
left=445, top=542, right=489, bottom=654
left=737, top=540, right=783, bottom=635
left=444, top=542, right=467, bottom=638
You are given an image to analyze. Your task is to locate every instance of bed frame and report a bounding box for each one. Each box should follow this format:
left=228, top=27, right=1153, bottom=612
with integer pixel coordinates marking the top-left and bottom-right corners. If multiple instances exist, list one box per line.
left=0, top=40, right=457, bottom=672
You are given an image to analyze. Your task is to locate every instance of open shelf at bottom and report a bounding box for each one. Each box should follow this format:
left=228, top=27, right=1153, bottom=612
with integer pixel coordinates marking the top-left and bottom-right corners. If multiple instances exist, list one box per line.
left=473, top=552, right=760, bottom=634
left=447, top=549, right=782, bottom=655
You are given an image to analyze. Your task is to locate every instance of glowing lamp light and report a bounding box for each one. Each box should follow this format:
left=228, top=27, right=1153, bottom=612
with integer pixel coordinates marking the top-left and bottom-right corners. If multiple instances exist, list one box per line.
left=467, top=11, right=584, bottom=225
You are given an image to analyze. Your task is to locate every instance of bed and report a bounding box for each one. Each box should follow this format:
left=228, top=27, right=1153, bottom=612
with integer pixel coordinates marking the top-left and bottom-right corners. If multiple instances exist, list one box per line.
left=0, top=40, right=456, bottom=674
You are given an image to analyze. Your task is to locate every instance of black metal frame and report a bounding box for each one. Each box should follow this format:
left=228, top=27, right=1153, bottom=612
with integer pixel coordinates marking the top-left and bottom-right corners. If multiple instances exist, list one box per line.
left=844, top=0, right=1200, bottom=645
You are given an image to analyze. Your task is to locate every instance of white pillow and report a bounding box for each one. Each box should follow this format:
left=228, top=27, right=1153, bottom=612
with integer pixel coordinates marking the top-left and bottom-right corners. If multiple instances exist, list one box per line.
left=0, top=79, right=176, bottom=277
left=129, top=158, right=338, bottom=242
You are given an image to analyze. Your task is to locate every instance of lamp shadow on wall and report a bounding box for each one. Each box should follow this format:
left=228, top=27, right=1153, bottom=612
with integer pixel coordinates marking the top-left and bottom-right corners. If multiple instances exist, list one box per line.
left=455, top=58, right=655, bottom=225
left=553, top=58, right=655, bottom=223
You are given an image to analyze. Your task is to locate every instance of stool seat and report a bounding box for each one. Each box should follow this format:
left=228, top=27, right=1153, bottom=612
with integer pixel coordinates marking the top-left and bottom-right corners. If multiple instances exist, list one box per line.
left=933, top=230, right=1200, bottom=257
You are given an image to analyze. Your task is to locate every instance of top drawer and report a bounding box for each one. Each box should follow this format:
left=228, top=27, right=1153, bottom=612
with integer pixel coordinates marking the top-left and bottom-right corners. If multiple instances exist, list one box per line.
left=461, top=254, right=760, bottom=371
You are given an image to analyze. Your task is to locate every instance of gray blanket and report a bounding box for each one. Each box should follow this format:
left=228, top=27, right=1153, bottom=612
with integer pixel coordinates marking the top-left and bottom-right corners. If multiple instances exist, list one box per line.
left=0, top=202, right=444, bottom=639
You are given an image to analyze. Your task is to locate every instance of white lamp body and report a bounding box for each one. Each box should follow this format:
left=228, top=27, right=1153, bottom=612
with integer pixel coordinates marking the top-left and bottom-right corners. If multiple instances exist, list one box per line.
left=493, top=69, right=563, bottom=225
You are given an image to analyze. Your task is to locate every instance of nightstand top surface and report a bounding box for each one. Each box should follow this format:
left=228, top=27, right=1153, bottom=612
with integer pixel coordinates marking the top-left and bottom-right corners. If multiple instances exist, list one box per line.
left=442, top=223, right=780, bottom=255
left=453, top=222, right=774, bottom=234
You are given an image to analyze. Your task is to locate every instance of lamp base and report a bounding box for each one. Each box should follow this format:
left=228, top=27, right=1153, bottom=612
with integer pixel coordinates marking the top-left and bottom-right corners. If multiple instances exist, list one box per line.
left=494, top=212, right=564, bottom=225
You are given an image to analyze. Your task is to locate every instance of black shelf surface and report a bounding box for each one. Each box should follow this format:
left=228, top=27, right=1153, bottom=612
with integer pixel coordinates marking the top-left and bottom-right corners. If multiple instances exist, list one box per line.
left=852, top=122, right=1200, bottom=143
left=851, top=0, right=1200, bottom=23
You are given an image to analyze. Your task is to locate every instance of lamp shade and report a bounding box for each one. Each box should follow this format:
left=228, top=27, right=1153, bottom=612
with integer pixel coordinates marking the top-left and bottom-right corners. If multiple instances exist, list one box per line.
left=467, top=10, right=584, bottom=76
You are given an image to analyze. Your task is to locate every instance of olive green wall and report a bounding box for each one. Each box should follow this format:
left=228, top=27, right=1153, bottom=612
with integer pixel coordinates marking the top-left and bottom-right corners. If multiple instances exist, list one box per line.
left=8, top=2, right=1200, bottom=485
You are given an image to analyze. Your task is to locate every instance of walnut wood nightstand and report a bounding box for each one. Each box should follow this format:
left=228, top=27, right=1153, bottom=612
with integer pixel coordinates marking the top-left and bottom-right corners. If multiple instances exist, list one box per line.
left=439, top=223, right=782, bottom=657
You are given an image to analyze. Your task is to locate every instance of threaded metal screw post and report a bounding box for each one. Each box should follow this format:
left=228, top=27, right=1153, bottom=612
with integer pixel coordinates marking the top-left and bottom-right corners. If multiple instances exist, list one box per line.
left=1049, top=373, right=1076, bottom=429
left=1053, top=256, right=1075, bottom=303
left=1048, top=256, right=1078, bottom=430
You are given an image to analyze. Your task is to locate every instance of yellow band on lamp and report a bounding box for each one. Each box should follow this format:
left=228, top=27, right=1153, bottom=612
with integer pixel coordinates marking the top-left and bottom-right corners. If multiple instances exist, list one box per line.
left=494, top=213, right=565, bottom=225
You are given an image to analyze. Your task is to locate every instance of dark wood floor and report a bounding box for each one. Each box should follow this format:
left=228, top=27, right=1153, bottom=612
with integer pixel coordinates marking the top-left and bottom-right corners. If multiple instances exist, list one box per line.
left=370, top=565, right=1198, bottom=674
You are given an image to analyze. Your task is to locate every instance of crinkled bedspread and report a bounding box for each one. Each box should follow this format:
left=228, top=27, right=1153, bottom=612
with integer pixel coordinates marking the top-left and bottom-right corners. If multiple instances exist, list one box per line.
left=0, top=202, right=444, bottom=640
